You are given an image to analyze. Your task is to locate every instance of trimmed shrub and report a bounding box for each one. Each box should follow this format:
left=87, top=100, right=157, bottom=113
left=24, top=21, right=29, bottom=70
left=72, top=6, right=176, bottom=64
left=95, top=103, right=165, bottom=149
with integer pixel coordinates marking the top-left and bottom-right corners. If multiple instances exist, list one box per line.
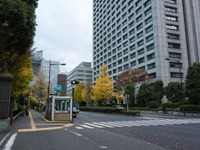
left=80, top=107, right=140, bottom=116
left=162, top=102, right=182, bottom=108
left=149, top=101, right=160, bottom=108
left=180, top=105, right=200, bottom=113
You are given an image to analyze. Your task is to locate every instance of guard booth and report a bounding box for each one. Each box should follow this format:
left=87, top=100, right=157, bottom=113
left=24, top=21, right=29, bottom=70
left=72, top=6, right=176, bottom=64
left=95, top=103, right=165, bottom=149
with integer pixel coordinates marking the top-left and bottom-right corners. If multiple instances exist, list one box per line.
left=45, top=96, right=71, bottom=121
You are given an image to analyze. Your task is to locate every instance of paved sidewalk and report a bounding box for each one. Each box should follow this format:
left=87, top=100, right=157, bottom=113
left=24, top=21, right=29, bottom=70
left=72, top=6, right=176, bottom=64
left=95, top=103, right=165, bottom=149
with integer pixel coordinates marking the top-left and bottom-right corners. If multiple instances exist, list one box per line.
left=0, top=109, right=72, bottom=144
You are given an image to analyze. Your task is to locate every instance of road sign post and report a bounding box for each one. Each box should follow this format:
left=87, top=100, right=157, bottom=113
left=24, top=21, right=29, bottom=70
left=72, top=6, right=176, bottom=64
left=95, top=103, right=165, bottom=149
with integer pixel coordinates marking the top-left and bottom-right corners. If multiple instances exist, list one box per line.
left=125, top=94, right=129, bottom=112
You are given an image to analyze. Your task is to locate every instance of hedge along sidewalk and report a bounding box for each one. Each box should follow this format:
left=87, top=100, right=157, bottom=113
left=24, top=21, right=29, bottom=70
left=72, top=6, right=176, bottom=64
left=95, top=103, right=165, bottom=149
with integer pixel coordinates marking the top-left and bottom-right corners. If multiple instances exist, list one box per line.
left=80, top=107, right=140, bottom=116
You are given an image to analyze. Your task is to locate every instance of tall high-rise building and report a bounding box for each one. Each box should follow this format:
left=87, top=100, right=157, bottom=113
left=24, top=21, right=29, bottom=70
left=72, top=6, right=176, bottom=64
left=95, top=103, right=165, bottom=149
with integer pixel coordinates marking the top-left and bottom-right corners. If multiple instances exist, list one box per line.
left=93, top=0, right=200, bottom=86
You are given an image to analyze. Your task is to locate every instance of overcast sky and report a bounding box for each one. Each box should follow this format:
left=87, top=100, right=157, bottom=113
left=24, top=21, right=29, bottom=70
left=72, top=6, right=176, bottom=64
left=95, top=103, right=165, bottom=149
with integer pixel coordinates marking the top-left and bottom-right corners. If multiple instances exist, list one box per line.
left=34, top=0, right=93, bottom=73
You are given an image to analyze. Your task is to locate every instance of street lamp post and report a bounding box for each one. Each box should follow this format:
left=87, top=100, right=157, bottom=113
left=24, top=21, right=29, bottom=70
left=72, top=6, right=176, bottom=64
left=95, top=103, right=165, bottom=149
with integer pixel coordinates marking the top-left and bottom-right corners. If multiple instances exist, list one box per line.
left=165, top=58, right=185, bottom=116
left=48, top=60, right=66, bottom=97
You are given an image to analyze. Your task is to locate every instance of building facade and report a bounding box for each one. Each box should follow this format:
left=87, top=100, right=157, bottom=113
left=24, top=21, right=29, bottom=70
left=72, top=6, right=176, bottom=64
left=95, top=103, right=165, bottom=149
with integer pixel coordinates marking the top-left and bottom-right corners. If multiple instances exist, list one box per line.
left=41, top=60, right=62, bottom=95
left=29, top=50, right=43, bottom=86
left=93, top=0, right=200, bottom=86
left=67, top=62, right=93, bottom=96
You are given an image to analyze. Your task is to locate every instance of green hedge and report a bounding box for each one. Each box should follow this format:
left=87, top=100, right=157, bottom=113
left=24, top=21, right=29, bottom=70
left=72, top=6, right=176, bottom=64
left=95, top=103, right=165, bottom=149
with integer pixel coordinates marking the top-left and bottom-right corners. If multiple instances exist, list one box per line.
left=180, top=105, right=200, bottom=113
left=80, top=107, right=140, bottom=116
left=162, top=102, right=182, bottom=108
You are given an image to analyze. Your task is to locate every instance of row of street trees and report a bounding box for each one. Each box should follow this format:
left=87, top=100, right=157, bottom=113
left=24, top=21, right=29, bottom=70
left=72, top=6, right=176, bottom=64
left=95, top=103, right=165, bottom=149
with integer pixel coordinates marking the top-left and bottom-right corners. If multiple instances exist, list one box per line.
left=73, top=64, right=151, bottom=106
left=0, top=0, right=39, bottom=110
left=73, top=62, right=200, bottom=108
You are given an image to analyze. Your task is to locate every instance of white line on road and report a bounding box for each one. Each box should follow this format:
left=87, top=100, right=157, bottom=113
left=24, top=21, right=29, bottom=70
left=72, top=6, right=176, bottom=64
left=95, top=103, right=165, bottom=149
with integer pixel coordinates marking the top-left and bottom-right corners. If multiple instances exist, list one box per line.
left=93, top=114, right=105, bottom=117
left=80, top=124, right=94, bottom=129
left=75, top=127, right=84, bottom=129
left=0, top=133, right=10, bottom=146
left=69, top=131, right=83, bottom=137
left=78, top=115, right=89, bottom=118
left=99, top=145, right=108, bottom=149
left=84, top=123, right=104, bottom=128
left=3, top=133, right=17, bottom=150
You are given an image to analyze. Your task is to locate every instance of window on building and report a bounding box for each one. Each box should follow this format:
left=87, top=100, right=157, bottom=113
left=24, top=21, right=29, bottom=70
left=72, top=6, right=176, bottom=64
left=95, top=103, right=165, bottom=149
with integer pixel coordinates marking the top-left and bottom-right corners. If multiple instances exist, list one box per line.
left=167, top=33, right=179, bottom=40
left=129, top=29, right=135, bottom=35
left=147, top=53, right=155, bottom=60
left=166, top=15, right=178, bottom=22
left=145, top=16, right=152, bottom=25
left=145, top=25, right=153, bottom=33
left=138, top=48, right=144, bottom=55
left=130, top=52, right=136, bottom=58
left=170, top=62, right=182, bottom=68
left=171, top=72, right=183, bottom=78
left=144, top=7, right=152, bottom=16
left=165, top=6, right=177, bottom=13
left=166, top=24, right=178, bottom=30
left=123, top=56, right=129, bottom=62
left=138, top=57, right=145, bottom=64
left=149, top=72, right=156, bottom=78
left=146, top=43, right=154, bottom=51
left=130, top=44, right=135, bottom=51
left=165, top=0, right=176, bottom=4
left=137, top=31, right=143, bottom=39
left=137, top=40, right=144, bottom=47
left=130, top=61, right=136, bottom=67
left=136, top=23, right=143, bottom=30
left=169, top=52, right=181, bottom=58
left=147, top=62, right=156, bottom=70
left=168, top=43, right=180, bottom=49
left=124, top=64, right=129, bottom=69
left=146, top=34, right=154, bottom=42
left=130, top=36, right=136, bottom=43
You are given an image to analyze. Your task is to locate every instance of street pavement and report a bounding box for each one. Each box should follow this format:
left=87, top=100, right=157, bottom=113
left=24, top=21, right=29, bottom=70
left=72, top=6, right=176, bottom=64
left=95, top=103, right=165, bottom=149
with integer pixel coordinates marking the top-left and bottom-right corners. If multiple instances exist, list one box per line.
left=1, top=110, right=200, bottom=150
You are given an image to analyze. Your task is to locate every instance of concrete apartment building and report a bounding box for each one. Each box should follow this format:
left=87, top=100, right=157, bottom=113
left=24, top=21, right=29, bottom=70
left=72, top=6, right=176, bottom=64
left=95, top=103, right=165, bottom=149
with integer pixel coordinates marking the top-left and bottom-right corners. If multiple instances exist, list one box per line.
left=67, top=62, right=93, bottom=96
left=93, top=0, right=200, bottom=86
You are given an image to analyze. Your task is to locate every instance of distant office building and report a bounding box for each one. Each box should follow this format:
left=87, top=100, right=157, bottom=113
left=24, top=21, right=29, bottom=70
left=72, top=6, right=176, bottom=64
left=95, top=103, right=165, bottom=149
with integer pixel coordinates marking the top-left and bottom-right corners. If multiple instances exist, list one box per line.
left=67, top=62, right=93, bottom=96
left=50, top=73, right=67, bottom=96
left=29, top=50, right=43, bottom=86
left=93, top=0, right=200, bottom=86
left=41, top=60, right=62, bottom=95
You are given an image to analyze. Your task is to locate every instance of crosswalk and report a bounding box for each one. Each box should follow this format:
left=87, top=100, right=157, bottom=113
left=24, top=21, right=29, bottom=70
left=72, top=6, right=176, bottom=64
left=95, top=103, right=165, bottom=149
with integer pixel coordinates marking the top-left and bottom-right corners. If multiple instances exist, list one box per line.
left=74, top=118, right=200, bottom=130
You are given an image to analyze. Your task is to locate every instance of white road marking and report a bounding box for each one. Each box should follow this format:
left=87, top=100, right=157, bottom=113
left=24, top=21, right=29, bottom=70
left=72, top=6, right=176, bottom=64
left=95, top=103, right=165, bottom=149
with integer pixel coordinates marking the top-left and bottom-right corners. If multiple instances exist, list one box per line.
left=69, top=131, right=83, bottom=137
left=84, top=123, right=104, bottom=128
left=93, top=114, right=105, bottom=117
left=75, top=127, right=84, bottom=129
left=99, top=145, right=108, bottom=149
left=3, top=133, right=17, bottom=150
left=75, top=118, right=200, bottom=130
left=80, top=124, right=94, bottom=129
left=91, top=122, right=114, bottom=128
left=0, top=133, right=10, bottom=146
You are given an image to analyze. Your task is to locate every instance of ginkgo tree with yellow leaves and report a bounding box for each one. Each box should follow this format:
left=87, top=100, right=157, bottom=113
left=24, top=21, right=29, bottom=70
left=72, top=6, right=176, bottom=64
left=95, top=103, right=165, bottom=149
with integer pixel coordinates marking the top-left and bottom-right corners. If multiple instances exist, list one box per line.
left=91, top=64, right=113, bottom=105
left=74, top=83, right=84, bottom=105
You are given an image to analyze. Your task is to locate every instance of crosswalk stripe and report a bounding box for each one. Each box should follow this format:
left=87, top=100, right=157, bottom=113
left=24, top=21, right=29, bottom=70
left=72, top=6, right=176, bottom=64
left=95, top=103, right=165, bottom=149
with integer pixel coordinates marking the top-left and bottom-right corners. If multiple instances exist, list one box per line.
left=84, top=123, right=104, bottom=128
left=80, top=124, right=94, bottom=129
left=75, top=127, right=84, bottom=129
left=91, top=122, right=114, bottom=128
left=74, top=118, right=200, bottom=130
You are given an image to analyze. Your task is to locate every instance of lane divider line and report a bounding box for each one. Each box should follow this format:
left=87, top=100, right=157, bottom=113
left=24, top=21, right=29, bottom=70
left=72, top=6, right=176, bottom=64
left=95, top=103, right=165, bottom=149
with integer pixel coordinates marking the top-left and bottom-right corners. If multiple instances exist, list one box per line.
left=18, top=127, right=63, bottom=132
left=29, top=111, right=36, bottom=129
left=2, top=133, right=17, bottom=150
left=0, top=133, right=10, bottom=147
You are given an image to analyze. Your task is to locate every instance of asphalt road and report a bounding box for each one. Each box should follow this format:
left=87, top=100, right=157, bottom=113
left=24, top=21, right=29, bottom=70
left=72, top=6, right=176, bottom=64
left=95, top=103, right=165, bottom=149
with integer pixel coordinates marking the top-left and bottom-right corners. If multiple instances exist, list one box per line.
left=1, top=111, right=200, bottom=150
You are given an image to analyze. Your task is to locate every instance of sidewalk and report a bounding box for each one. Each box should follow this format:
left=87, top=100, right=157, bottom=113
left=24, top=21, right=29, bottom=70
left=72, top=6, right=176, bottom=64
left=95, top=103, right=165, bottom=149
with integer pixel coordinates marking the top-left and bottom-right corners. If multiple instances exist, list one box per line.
left=0, top=109, right=73, bottom=144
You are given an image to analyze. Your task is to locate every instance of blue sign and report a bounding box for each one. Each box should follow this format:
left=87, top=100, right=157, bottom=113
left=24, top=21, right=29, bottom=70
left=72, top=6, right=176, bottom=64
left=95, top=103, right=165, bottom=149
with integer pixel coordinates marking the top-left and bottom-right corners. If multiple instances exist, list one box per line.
left=55, top=85, right=62, bottom=92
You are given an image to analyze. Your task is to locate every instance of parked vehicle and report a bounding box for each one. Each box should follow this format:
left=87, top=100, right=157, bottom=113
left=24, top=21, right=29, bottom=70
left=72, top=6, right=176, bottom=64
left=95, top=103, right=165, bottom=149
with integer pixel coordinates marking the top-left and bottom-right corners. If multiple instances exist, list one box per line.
left=73, top=101, right=80, bottom=117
